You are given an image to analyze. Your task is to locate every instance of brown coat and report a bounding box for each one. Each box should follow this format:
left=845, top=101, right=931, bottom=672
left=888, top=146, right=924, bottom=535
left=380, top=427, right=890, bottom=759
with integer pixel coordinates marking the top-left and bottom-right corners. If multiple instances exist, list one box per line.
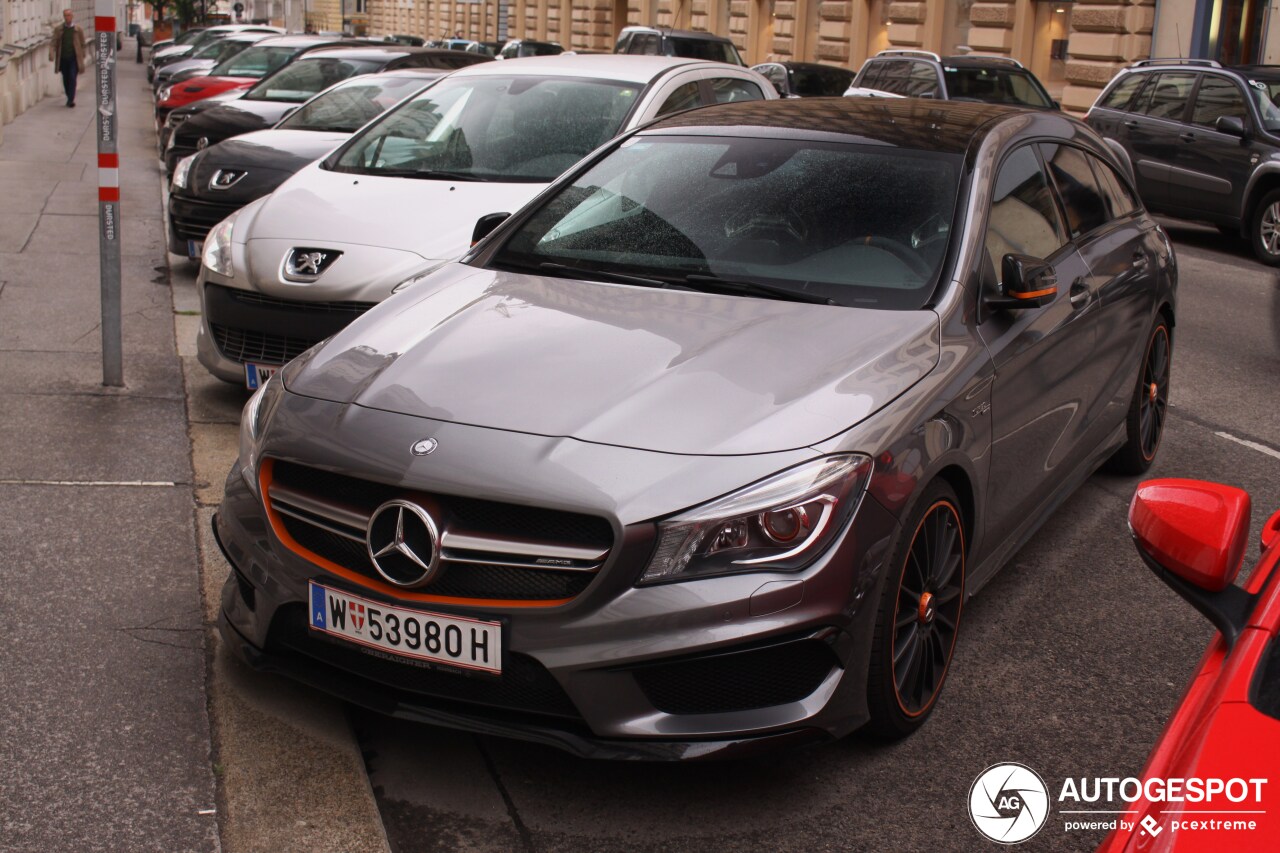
left=49, top=23, right=87, bottom=73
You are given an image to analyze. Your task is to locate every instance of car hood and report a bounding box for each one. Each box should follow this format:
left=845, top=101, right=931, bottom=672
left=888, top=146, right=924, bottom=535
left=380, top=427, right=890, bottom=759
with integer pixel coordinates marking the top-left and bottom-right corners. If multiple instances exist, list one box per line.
left=286, top=264, right=941, bottom=455
left=246, top=162, right=546, bottom=260
left=179, top=98, right=297, bottom=146
left=198, top=129, right=350, bottom=174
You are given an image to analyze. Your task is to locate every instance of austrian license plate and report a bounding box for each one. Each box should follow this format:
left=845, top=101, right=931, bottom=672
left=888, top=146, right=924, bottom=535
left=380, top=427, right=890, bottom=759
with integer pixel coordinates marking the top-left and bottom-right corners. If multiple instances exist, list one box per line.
left=308, top=582, right=502, bottom=674
left=244, top=362, right=278, bottom=390
left=187, top=239, right=201, bottom=259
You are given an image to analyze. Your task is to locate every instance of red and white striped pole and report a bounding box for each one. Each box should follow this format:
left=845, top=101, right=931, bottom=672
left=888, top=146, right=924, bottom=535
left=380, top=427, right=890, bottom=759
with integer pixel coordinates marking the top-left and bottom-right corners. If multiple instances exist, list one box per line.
left=95, top=0, right=123, bottom=387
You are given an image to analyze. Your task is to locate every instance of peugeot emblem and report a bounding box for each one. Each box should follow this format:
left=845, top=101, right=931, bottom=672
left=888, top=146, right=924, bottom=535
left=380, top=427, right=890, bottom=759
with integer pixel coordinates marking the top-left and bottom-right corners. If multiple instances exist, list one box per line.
left=411, top=438, right=438, bottom=456
left=366, top=500, right=441, bottom=588
left=282, top=247, right=342, bottom=282
left=209, top=169, right=246, bottom=191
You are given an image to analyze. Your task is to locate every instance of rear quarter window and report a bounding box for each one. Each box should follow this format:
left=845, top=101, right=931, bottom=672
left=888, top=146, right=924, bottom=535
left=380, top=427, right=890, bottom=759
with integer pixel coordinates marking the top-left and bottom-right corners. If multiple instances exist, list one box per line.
left=1097, top=73, right=1145, bottom=111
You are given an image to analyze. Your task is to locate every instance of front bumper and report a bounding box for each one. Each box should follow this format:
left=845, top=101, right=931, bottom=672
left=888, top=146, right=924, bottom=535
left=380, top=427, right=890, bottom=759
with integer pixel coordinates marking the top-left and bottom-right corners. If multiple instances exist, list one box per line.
left=213, top=419, right=900, bottom=758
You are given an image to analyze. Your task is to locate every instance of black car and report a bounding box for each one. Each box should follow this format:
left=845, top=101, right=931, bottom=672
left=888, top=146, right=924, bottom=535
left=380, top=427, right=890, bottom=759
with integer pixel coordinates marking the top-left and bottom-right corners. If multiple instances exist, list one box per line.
left=1085, top=58, right=1280, bottom=264
left=753, top=61, right=855, bottom=98
left=850, top=50, right=1057, bottom=109
left=167, top=69, right=445, bottom=257
left=164, top=47, right=490, bottom=174
left=497, top=39, right=564, bottom=59
left=614, top=26, right=744, bottom=66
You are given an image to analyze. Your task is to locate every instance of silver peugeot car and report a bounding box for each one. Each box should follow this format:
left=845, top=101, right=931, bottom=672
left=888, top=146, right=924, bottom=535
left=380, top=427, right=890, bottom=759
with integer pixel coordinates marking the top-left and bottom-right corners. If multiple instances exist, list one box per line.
left=216, top=98, right=1176, bottom=759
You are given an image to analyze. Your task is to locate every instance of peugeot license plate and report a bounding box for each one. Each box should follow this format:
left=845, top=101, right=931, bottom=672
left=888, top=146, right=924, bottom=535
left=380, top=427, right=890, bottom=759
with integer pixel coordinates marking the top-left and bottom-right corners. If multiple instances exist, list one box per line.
left=308, top=582, right=502, bottom=674
left=244, top=362, right=278, bottom=390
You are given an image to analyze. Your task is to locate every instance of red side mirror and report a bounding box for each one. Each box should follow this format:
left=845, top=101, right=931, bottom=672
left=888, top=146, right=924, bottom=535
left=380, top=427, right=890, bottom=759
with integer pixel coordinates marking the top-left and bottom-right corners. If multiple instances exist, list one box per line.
left=1263, top=509, right=1280, bottom=553
left=1129, top=479, right=1251, bottom=592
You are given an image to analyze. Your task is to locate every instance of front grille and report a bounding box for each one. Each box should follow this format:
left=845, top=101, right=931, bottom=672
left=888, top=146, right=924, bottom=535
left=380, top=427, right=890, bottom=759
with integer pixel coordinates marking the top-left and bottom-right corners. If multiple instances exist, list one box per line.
left=224, top=288, right=376, bottom=317
left=282, top=515, right=594, bottom=600
left=269, top=603, right=583, bottom=720
left=268, top=460, right=613, bottom=604
left=211, top=323, right=323, bottom=366
left=633, top=636, right=839, bottom=715
left=170, top=197, right=239, bottom=242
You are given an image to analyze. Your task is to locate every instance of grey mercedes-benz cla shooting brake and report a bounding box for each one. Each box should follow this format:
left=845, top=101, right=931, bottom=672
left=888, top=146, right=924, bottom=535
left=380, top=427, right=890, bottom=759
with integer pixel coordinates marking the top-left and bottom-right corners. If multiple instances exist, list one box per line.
left=215, top=98, right=1177, bottom=759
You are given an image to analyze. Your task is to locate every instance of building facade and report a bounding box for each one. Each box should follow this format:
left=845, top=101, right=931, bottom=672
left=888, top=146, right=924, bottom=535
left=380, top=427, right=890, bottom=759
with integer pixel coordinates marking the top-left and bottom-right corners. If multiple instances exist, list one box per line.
left=1, top=0, right=96, bottom=133
left=357, top=1, right=1280, bottom=113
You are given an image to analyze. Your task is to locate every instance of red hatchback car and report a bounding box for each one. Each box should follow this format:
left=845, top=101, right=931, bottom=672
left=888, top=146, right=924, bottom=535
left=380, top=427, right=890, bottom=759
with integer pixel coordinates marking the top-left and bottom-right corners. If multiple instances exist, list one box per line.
left=1099, top=480, right=1280, bottom=852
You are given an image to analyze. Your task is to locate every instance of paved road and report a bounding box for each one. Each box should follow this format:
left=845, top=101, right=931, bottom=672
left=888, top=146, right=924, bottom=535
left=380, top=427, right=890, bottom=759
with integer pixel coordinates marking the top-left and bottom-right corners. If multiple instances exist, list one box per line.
left=340, top=222, right=1280, bottom=853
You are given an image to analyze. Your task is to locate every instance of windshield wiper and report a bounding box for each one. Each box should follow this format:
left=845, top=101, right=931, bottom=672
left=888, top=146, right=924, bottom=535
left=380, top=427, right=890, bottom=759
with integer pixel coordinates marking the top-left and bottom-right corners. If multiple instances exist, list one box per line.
left=679, top=274, right=837, bottom=305
left=538, top=262, right=691, bottom=290
left=493, top=258, right=690, bottom=291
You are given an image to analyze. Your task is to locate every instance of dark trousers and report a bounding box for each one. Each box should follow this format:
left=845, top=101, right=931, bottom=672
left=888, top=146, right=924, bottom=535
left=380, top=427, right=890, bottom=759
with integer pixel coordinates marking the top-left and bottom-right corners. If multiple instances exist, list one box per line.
left=59, top=57, right=78, bottom=104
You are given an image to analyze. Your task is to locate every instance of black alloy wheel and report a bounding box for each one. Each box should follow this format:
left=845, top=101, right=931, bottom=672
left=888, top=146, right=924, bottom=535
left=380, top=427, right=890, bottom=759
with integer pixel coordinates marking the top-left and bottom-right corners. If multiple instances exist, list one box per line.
left=866, top=481, right=965, bottom=738
left=1108, top=320, right=1171, bottom=475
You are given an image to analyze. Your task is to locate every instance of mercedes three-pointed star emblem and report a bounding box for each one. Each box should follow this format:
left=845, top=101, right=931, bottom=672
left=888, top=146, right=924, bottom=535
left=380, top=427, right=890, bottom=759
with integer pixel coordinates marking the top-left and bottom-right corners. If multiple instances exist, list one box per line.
left=365, top=499, right=441, bottom=588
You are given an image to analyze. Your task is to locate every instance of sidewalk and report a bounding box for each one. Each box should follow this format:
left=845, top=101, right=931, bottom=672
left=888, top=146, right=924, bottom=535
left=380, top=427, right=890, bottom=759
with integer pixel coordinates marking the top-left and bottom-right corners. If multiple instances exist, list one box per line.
left=0, top=46, right=218, bottom=853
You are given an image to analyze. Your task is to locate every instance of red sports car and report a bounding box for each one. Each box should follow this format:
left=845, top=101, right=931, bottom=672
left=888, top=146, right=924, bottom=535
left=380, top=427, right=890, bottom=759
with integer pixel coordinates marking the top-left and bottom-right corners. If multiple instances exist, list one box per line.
left=1098, top=479, right=1280, bottom=852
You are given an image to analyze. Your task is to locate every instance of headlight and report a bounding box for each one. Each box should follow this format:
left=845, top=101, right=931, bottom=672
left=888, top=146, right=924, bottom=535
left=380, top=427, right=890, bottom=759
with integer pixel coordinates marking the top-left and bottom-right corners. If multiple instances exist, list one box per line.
left=390, top=259, right=451, bottom=294
left=238, top=374, right=285, bottom=494
left=639, top=454, right=873, bottom=584
left=171, top=154, right=196, bottom=191
left=158, top=85, right=173, bottom=101
left=202, top=212, right=237, bottom=278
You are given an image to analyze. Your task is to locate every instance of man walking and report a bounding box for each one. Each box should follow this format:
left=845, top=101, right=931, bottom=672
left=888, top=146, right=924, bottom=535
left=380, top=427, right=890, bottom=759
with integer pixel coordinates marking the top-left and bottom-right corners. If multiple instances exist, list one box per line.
left=49, top=9, right=86, bottom=107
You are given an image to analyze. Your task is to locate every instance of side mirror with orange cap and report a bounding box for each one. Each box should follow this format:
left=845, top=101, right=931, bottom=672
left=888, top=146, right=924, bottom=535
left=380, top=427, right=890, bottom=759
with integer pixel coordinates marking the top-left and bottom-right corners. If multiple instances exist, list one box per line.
left=1128, top=479, right=1257, bottom=646
left=986, top=254, right=1058, bottom=311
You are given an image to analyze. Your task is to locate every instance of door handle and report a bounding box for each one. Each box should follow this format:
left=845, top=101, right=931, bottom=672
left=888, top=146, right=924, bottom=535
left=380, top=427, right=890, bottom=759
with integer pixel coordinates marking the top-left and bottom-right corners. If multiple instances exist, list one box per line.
left=1069, top=279, right=1091, bottom=307
left=1132, top=251, right=1149, bottom=271
left=1123, top=120, right=1139, bottom=130
left=1179, top=132, right=1196, bottom=143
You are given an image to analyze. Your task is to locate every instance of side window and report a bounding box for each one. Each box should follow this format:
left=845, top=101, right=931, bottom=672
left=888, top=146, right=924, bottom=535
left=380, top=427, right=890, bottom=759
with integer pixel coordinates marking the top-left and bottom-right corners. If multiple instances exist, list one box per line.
left=986, top=146, right=1068, bottom=284
left=1133, top=72, right=1196, bottom=121
left=614, top=34, right=631, bottom=53
left=655, top=82, right=703, bottom=117
left=1089, top=155, right=1140, bottom=219
left=873, top=60, right=912, bottom=95
left=638, top=34, right=661, bottom=56
left=1040, top=143, right=1110, bottom=237
left=709, top=77, right=764, bottom=104
left=1191, top=75, right=1247, bottom=129
left=906, top=62, right=940, bottom=97
left=858, top=61, right=884, bottom=90
left=1098, top=73, right=1145, bottom=111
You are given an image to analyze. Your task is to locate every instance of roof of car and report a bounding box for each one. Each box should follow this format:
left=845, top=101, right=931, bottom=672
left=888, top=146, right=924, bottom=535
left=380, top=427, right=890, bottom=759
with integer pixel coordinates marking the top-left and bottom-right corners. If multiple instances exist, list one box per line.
left=285, top=45, right=445, bottom=61
left=940, top=55, right=1033, bottom=70
left=249, top=34, right=368, bottom=49
left=620, top=26, right=736, bottom=44
left=222, top=31, right=281, bottom=43
left=643, top=97, right=1026, bottom=154
left=446, top=53, right=747, bottom=83
left=755, top=61, right=854, bottom=73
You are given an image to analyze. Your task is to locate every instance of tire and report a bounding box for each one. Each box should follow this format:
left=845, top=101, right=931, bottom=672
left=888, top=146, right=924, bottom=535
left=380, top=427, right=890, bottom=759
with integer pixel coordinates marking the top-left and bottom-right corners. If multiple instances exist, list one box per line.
left=1251, top=189, right=1280, bottom=265
left=865, top=480, right=966, bottom=739
left=1107, top=319, right=1172, bottom=475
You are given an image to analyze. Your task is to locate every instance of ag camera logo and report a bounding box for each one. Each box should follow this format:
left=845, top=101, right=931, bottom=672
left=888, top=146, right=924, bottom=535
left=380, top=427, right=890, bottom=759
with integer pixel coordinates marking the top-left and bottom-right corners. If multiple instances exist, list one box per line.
left=969, top=763, right=1050, bottom=844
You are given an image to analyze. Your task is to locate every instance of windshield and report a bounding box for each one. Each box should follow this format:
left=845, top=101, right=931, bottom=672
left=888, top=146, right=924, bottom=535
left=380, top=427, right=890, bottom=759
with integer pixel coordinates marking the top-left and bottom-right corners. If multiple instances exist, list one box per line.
left=668, top=37, right=743, bottom=66
left=1247, top=79, right=1280, bottom=132
left=791, top=66, right=855, bottom=97
left=245, top=58, right=383, bottom=102
left=942, top=66, right=1053, bottom=108
left=279, top=75, right=435, bottom=132
left=489, top=135, right=961, bottom=309
left=330, top=75, right=641, bottom=183
left=210, top=45, right=298, bottom=79
left=173, top=29, right=206, bottom=46
left=196, top=38, right=254, bottom=63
